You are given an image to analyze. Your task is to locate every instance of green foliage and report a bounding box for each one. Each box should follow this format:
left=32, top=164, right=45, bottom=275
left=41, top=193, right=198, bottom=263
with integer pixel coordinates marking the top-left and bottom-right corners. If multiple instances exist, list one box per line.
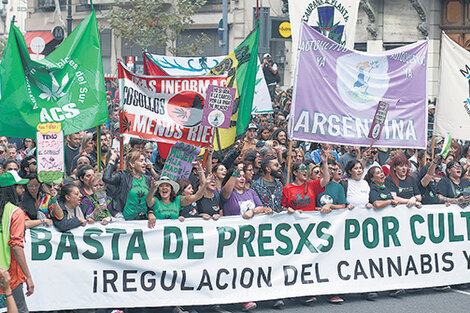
left=106, top=0, right=209, bottom=56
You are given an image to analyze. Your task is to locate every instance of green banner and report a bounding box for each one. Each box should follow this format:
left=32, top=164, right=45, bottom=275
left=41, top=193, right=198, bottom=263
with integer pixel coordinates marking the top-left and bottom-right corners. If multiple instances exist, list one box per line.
left=0, top=11, right=108, bottom=138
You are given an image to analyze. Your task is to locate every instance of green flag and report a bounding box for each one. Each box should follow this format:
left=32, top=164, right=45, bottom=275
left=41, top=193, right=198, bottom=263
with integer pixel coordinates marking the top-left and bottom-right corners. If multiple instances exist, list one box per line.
left=0, top=11, right=108, bottom=138
left=209, top=24, right=259, bottom=151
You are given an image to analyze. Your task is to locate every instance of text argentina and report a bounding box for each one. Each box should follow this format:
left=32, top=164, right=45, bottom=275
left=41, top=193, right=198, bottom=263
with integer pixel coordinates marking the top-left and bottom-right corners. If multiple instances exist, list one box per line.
left=293, top=111, right=417, bottom=141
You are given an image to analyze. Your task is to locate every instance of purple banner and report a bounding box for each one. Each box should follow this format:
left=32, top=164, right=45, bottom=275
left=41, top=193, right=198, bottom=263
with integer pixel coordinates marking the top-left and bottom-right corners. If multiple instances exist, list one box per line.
left=161, top=141, right=202, bottom=181
left=290, top=22, right=428, bottom=148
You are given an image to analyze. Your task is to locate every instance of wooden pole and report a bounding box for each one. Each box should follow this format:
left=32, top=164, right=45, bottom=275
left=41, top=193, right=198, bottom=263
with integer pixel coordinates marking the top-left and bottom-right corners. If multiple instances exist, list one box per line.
left=119, top=110, right=124, bottom=170
left=286, top=140, right=293, bottom=184
left=431, top=135, right=436, bottom=160
left=96, top=126, right=101, bottom=172
left=368, top=138, right=375, bottom=150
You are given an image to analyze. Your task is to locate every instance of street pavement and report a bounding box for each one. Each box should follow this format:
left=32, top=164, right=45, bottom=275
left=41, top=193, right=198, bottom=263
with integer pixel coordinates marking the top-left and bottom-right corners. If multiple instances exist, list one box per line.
left=122, top=285, right=470, bottom=313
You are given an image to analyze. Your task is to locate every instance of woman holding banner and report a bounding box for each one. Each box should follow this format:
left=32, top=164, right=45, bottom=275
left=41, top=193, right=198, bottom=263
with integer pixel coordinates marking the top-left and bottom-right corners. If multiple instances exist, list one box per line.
left=365, top=166, right=399, bottom=209
left=146, top=161, right=206, bottom=226
left=103, top=150, right=152, bottom=220
left=282, top=151, right=330, bottom=213
left=344, top=160, right=373, bottom=209
left=384, top=155, right=422, bottom=208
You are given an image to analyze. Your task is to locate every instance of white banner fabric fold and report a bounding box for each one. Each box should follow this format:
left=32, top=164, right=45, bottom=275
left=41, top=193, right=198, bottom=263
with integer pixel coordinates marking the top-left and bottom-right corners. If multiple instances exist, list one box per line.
left=26, top=204, right=470, bottom=311
left=435, top=32, right=470, bottom=140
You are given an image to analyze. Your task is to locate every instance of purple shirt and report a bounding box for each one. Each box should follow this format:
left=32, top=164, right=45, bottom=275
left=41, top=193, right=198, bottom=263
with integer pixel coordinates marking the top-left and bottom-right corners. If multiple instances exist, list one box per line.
left=222, top=188, right=263, bottom=216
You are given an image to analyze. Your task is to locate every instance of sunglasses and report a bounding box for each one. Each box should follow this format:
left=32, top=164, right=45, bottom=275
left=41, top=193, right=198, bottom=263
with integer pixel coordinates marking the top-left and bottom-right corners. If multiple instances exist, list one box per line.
left=0, top=150, right=4, bottom=154
left=313, top=169, right=320, bottom=174
left=371, top=151, right=378, bottom=155
left=29, top=161, right=37, bottom=166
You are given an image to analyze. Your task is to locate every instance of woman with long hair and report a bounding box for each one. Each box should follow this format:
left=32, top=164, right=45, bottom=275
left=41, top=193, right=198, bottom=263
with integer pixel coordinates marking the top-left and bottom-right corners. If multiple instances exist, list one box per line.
left=282, top=151, right=330, bottom=213
left=82, top=173, right=119, bottom=225
left=20, top=173, right=53, bottom=228
left=177, top=178, right=198, bottom=219
left=385, top=155, right=422, bottom=208
left=365, top=166, right=399, bottom=209
left=103, top=150, right=152, bottom=221
left=0, top=171, right=34, bottom=310
left=211, top=163, right=227, bottom=192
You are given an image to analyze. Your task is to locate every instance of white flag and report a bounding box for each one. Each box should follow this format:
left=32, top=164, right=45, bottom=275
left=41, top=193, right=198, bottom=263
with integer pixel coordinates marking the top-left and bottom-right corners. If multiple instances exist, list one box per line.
left=288, top=0, right=360, bottom=80
left=435, top=32, right=470, bottom=140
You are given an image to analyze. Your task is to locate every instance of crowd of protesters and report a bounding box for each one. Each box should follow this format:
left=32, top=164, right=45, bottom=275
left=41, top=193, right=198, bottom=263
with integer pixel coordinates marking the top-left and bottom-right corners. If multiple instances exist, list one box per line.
left=1, top=77, right=470, bottom=313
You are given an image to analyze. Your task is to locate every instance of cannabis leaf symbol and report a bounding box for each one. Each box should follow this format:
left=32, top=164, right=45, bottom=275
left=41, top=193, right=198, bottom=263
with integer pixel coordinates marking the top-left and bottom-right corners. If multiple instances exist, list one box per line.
left=136, top=191, right=145, bottom=204
left=38, top=72, right=69, bottom=102
left=121, top=114, right=132, bottom=133
left=173, top=107, right=188, bottom=119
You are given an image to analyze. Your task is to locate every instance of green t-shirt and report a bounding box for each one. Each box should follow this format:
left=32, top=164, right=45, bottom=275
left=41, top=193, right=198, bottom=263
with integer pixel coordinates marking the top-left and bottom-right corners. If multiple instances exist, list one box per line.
left=315, top=181, right=347, bottom=207
left=153, top=195, right=183, bottom=219
left=123, top=176, right=149, bottom=220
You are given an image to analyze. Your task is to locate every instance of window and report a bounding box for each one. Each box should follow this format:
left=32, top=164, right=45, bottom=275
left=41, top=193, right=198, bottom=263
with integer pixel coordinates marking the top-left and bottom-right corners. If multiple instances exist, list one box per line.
left=441, top=0, right=470, bottom=50
left=37, top=0, right=66, bottom=11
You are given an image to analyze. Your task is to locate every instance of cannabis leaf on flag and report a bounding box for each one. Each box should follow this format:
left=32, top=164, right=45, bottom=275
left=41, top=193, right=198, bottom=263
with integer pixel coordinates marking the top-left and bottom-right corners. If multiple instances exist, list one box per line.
left=0, top=11, right=108, bottom=138
left=208, top=23, right=259, bottom=151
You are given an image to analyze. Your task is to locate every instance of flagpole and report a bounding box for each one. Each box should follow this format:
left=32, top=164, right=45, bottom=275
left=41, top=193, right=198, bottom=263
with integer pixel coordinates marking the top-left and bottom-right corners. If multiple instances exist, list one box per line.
left=286, top=140, right=293, bottom=184
left=97, top=126, right=101, bottom=172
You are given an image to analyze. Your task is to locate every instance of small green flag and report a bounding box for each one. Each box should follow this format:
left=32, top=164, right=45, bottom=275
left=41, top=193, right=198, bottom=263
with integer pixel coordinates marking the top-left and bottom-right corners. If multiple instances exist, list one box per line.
left=0, top=11, right=108, bottom=138
left=209, top=24, right=260, bottom=150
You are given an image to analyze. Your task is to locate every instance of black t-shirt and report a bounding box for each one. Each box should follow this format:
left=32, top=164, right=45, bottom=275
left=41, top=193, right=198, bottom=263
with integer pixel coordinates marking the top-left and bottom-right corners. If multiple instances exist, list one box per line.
left=197, top=193, right=221, bottom=216
left=369, top=184, right=394, bottom=204
left=417, top=165, right=440, bottom=205
left=437, top=177, right=470, bottom=199
left=179, top=202, right=199, bottom=218
left=384, top=176, right=420, bottom=199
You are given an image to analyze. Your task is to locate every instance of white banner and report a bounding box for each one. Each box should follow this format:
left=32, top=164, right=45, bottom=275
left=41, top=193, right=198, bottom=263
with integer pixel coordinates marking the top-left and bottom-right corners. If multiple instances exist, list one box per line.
left=435, top=32, right=470, bottom=140
left=26, top=204, right=470, bottom=311
left=288, top=0, right=360, bottom=79
left=146, top=54, right=273, bottom=115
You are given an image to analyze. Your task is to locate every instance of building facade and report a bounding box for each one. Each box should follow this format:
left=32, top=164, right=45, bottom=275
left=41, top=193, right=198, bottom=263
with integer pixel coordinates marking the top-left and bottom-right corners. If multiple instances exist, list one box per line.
left=18, top=0, right=457, bottom=101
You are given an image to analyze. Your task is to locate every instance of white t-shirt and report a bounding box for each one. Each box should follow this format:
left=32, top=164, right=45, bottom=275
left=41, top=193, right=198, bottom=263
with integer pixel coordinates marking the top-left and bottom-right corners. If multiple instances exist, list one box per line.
left=347, top=179, right=370, bottom=208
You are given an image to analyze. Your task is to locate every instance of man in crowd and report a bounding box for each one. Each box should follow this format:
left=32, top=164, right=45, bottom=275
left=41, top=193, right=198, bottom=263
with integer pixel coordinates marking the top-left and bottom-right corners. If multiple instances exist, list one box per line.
left=252, top=155, right=283, bottom=213
left=361, top=147, right=380, bottom=178
left=242, top=123, right=259, bottom=153
left=262, top=53, right=281, bottom=101
left=339, top=146, right=360, bottom=171
left=64, top=134, right=81, bottom=176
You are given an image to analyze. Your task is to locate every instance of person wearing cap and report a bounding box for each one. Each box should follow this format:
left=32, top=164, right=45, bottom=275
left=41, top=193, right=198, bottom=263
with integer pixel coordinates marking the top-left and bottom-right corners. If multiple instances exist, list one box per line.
left=262, top=53, right=280, bottom=101
left=241, top=123, right=259, bottom=153
left=0, top=171, right=34, bottom=313
left=146, top=161, right=207, bottom=227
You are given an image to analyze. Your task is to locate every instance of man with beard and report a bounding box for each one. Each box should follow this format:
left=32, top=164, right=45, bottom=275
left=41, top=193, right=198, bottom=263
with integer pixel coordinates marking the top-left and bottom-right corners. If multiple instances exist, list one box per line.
left=251, top=155, right=286, bottom=308
left=361, top=147, right=380, bottom=179
left=252, top=155, right=283, bottom=213
left=88, top=131, right=111, bottom=170
left=339, top=146, right=360, bottom=171
left=64, top=133, right=81, bottom=176
left=0, top=171, right=34, bottom=313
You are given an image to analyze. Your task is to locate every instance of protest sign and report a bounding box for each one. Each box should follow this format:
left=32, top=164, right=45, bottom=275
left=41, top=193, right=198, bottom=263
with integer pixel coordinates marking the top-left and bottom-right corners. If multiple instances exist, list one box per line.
left=161, top=141, right=202, bottom=180
left=118, top=62, right=226, bottom=147
left=26, top=204, right=470, bottom=311
left=368, top=100, right=394, bottom=139
left=36, top=123, right=64, bottom=183
left=290, top=23, right=428, bottom=148
left=201, top=85, right=236, bottom=129
left=435, top=32, right=470, bottom=140
left=143, top=53, right=272, bottom=115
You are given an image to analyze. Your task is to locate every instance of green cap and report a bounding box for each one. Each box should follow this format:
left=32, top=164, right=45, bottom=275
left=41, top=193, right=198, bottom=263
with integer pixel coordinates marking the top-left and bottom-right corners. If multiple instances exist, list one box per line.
left=0, top=171, right=29, bottom=187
